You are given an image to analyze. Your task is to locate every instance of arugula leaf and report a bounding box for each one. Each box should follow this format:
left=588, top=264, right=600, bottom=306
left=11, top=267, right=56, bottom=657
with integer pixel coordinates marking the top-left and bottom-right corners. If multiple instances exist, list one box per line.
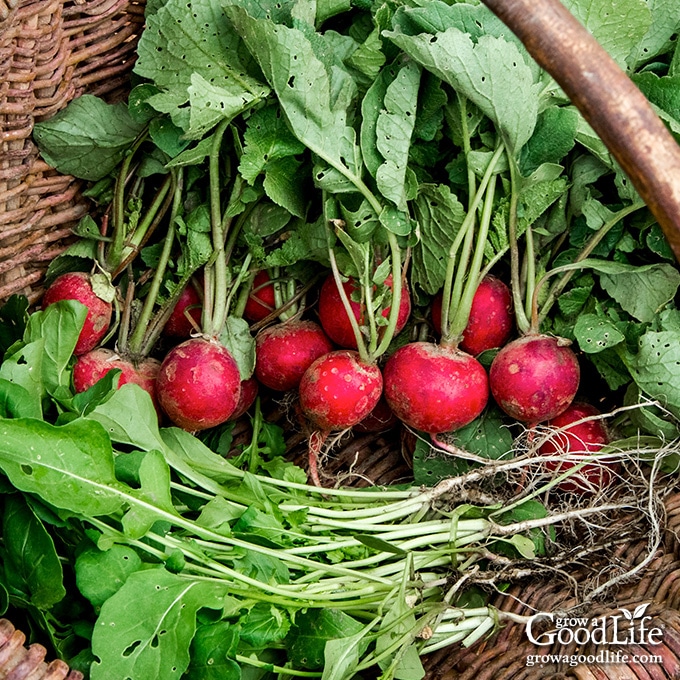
left=75, top=545, right=143, bottom=608
left=186, top=621, right=240, bottom=680
left=33, top=95, right=145, bottom=181
left=240, top=603, right=291, bottom=647
left=287, top=609, right=364, bottom=670
left=3, top=494, right=66, bottom=609
left=90, top=569, right=226, bottom=680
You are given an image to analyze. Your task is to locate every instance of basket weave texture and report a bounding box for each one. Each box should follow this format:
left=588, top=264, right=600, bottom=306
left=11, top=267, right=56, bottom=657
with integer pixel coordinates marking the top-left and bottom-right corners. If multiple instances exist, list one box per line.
left=0, top=0, right=145, bottom=305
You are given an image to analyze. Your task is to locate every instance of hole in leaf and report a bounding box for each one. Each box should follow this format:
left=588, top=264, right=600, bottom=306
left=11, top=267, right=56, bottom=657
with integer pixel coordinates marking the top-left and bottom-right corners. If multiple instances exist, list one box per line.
left=123, top=640, right=142, bottom=657
left=21, top=464, right=32, bottom=475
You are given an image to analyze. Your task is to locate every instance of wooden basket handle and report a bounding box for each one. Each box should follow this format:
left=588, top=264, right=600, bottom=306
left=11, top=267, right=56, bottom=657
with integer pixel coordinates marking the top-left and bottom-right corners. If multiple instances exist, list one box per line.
left=480, top=0, right=680, bottom=262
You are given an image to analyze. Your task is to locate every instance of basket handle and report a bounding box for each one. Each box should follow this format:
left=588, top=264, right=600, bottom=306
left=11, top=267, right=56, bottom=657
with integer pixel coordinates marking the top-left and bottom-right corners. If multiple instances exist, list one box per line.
left=480, top=0, right=680, bottom=263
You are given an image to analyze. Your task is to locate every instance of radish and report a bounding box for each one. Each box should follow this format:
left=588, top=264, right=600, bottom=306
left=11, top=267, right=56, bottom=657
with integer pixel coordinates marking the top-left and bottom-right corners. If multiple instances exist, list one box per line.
left=163, top=285, right=202, bottom=338
left=299, top=350, right=383, bottom=431
left=432, top=275, right=513, bottom=355
left=42, top=272, right=112, bottom=355
left=244, top=271, right=276, bottom=322
left=318, top=273, right=411, bottom=349
left=73, top=348, right=161, bottom=412
left=255, top=320, right=333, bottom=392
left=489, top=334, right=580, bottom=424
left=383, top=342, right=488, bottom=434
left=228, top=376, right=259, bottom=421
left=299, top=350, right=383, bottom=485
left=156, top=338, right=241, bottom=431
left=538, top=402, right=617, bottom=492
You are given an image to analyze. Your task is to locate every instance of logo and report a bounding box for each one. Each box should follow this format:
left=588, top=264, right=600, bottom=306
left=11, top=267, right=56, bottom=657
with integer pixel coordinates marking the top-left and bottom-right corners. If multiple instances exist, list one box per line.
left=526, top=603, right=663, bottom=647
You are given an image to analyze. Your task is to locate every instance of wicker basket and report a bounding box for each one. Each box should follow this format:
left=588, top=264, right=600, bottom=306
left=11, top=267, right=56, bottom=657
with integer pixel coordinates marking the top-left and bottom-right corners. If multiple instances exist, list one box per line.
left=0, top=0, right=144, bottom=305
left=2, top=1, right=680, bottom=679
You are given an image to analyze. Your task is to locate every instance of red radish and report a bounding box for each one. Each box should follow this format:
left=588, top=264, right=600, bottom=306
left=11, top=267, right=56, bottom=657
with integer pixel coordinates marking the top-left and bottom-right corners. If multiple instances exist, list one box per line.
left=42, top=272, right=112, bottom=355
left=431, top=275, right=513, bottom=355
left=299, top=350, right=383, bottom=431
left=228, top=377, right=259, bottom=421
left=489, top=334, right=580, bottom=424
left=164, top=285, right=202, bottom=338
left=538, top=402, right=616, bottom=492
left=383, top=342, right=488, bottom=434
left=244, top=271, right=276, bottom=322
left=354, top=397, right=399, bottom=433
left=73, top=348, right=161, bottom=414
left=318, top=273, right=411, bottom=349
left=255, top=320, right=333, bottom=392
left=156, top=338, right=241, bottom=431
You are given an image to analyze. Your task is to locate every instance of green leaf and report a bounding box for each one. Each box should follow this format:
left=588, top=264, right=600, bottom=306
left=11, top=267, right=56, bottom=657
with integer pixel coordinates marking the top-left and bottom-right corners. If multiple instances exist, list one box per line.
left=239, top=103, right=307, bottom=184
left=386, top=24, right=541, bottom=153
left=263, top=156, right=307, bottom=217
left=354, top=534, right=406, bottom=555
left=219, top=316, right=256, bottom=380
left=0, top=380, right=41, bottom=419
left=519, top=106, right=578, bottom=176
left=375, top=60, right=421, bottom=211
left=625, top=330, right=680, bottom=410
left=599, top=262, right=680, bottom=322
left=226, top=7, right=363, bottom=192
left=3, top=494, right=66, bottom=609
left=165, top=135, right=215, bottom=168
left=287, top=609, right=364, bottom=670
left=75, top=545, right=143, bottom=608
left=186, top=622, right=240, bottom=680
left=633, top=72, right=680, bottom=129
left=0, top=341, right=45, bottom=417
left=33, top=95, right=145, bottom=181
left=135, top=0, right=269, bottom=136
left=240, top=603, right=291, bottom=647
left=562, top=0, right=651, bottom=69
left=321, top=624, right=372, bottom=680
left=87, top=383, right=165, bottom=453
left=449, top=406, right=514, bottom=460
left=0, top=418, right=124, bottom=517
left=411, top=184, right=466, bottom=295
left=0, top=295, right=28, bottom=358
left=90, top=569, right=226, bottom=680
left=628, top=0, right=680, bottom=67
left=24, top=301, right=87, bottom=396
left=574, top=313, right=626, bottom=353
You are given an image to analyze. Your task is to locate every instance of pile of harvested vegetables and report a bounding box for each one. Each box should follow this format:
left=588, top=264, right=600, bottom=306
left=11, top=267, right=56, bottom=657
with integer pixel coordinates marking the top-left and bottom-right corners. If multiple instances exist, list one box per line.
left=1, top=0, right=680, bottom=678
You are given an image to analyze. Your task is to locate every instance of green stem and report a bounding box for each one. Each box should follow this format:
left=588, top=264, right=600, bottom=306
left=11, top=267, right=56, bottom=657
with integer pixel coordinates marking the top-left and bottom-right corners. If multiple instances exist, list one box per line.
left=523, top=222, right=536, bottom=328
left=127, top=169, right=182, bottom=356
left=248, top=396, right=262, bottom=474
left=441, top=144, right=504, bottom=346
left=507, top=155, right=531, bottom=334
left=373, top=230, right=404, bottom=359
left=206, top=118, right=231, bottom=337
left=235, top=656, right=322, bottom=678
left=328, top=236, right=370, bottom=363
left=448, top=173, right=497, bottom=342
left=108, top=132, right=147, bottom=271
